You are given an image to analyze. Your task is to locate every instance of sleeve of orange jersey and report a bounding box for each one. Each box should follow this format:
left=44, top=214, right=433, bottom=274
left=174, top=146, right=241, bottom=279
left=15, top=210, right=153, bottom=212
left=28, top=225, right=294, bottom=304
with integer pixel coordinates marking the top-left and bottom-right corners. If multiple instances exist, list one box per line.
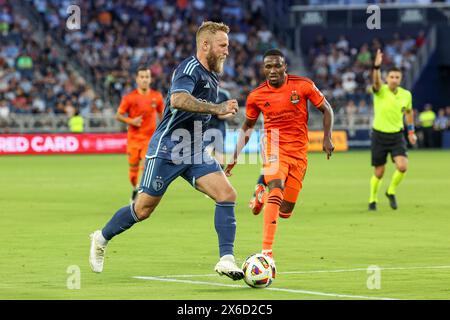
left=117, top=94, right=130, bottom=114
left=307, top=81, right=325, bottom=108
left=245, top=92, right=260, bottom=120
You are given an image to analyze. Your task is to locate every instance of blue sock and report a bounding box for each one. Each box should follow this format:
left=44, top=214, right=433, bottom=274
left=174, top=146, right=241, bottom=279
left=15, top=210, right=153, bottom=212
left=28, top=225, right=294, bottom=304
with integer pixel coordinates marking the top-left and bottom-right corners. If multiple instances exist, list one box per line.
left=101, top=204, right=140, bottom=241
left=214, top=202, right=236, bottom=257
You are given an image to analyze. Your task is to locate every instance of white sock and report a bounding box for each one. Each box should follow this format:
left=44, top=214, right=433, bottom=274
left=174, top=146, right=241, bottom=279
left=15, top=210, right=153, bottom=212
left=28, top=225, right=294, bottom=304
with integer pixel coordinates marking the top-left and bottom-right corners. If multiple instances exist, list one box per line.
left=95, top=231, right=108, bottom=246
left=221, top=254, right=234, bottom=261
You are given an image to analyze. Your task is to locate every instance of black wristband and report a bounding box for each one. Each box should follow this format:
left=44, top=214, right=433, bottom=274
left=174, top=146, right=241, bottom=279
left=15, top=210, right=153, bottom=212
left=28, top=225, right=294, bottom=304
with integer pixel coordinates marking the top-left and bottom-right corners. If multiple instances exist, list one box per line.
left=373, top=65, right=381, bottom=70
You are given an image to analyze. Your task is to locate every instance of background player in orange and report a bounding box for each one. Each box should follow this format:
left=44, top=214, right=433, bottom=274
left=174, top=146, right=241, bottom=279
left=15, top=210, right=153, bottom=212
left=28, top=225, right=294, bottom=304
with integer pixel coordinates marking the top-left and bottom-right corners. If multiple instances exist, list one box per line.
left=116, top=66, right=164, bottom=201
left=225, top=49, right=334, bottom=260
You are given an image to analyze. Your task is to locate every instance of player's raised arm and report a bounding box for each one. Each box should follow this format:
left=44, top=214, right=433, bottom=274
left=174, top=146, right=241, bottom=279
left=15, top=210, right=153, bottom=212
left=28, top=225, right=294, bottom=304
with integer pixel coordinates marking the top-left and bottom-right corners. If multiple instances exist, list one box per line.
left=170, top=92, right=238, bottom=116
left=372, top=49, right=383, bottom=92
left=224, top=117, right=257, bottom=177
left=317, top=98, right=335, bottom=159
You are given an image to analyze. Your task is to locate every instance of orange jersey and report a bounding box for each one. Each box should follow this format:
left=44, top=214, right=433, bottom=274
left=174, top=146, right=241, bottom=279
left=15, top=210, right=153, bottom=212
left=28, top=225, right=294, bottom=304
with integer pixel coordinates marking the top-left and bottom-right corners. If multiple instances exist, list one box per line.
left=118, top=89, right=164, bottom=145
left=246, top=75, right=325, bottom=160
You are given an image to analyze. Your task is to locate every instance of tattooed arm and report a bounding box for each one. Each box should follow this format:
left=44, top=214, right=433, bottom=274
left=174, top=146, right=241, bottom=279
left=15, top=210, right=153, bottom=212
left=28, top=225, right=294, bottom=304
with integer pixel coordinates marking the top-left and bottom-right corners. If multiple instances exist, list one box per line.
left=170, top=92, right=238, bottom=116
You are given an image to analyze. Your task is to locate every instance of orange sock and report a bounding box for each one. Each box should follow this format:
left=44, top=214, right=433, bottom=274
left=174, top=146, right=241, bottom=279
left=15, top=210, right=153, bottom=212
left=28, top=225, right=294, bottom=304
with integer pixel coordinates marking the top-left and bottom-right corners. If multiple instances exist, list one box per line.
left=262, top=188, right=283, bottom=251
left=129, top=166, right=139, bottom=188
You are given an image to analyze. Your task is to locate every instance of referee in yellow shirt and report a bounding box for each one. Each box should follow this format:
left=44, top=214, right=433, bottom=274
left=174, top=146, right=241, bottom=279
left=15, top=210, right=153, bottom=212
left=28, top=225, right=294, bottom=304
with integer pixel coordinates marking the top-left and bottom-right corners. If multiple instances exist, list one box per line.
left=369, top=49, right=417, bottom=211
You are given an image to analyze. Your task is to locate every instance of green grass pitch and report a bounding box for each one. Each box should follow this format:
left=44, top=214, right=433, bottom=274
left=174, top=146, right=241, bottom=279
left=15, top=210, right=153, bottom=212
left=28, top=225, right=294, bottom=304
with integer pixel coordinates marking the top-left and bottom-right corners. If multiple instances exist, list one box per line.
left=0, top=150, right=449, bottom=300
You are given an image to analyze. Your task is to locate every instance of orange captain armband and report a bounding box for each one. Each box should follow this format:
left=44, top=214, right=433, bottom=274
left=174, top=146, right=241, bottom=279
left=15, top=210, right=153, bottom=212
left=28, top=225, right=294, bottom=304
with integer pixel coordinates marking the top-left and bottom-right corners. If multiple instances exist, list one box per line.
left=407, top=124, right=415, bottom=135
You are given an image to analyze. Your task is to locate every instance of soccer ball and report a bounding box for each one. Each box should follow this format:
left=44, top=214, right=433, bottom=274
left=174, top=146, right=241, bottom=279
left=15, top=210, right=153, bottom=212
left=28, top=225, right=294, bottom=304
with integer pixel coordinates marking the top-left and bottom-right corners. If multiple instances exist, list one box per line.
left=241, top=253, right=276, bottom=288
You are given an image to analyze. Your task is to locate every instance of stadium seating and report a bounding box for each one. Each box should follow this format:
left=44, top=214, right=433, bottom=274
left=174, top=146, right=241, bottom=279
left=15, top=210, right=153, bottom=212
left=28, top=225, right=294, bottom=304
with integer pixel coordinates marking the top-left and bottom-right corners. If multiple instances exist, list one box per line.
left=307, top=32, right=424, bottom=118
left=24, top=0, right=282, bottom=112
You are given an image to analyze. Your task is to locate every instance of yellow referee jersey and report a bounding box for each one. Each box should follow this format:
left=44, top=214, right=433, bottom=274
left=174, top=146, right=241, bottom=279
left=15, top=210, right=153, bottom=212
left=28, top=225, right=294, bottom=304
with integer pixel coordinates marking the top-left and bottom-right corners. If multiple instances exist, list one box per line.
left=372, top=84, right=412, bottom=133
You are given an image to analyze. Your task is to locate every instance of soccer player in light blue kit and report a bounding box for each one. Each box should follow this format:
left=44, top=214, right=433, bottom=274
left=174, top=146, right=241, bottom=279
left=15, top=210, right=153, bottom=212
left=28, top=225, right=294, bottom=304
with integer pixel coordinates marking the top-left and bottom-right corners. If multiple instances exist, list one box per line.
left=89, top=21, right=244, bottom=280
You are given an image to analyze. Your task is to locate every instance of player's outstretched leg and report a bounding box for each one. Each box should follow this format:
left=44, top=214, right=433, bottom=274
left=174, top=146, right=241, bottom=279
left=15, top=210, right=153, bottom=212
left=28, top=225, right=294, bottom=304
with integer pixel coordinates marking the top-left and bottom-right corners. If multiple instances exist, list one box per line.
left=89, top=204, right=140, bottom=273
left=262, top=183, right=284, bottom=260
left=89, top=194, right=161, bottom=273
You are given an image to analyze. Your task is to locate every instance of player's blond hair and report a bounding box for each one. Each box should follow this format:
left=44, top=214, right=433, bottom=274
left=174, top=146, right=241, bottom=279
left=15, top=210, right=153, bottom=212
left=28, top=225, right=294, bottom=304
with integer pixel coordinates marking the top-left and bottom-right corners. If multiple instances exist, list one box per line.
left=196, top=21, right=230, bottom=48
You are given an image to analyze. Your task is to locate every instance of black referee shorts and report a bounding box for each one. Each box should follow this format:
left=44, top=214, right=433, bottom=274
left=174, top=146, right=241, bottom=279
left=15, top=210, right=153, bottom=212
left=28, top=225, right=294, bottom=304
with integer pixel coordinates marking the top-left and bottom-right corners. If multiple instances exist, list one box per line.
left=371, top=129, right=408, bottom=167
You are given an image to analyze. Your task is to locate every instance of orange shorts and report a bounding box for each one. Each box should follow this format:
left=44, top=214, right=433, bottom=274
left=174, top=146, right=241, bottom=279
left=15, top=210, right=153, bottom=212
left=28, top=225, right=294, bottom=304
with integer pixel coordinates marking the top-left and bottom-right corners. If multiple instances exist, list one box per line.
left=127, top=143, right=148, bottom=166
left=263, top=155, right=307, bottom=203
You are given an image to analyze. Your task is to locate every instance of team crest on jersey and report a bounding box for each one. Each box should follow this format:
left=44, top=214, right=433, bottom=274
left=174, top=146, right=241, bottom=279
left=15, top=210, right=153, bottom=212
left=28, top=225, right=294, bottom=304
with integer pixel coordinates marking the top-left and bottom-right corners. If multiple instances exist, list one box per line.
left=152, top=176, right=164, bottom=192
left=151, top=99, right=157, bottom=108
left=290, top=91, right=300, bottom=105
left=264, top=101, right=271, bottom=108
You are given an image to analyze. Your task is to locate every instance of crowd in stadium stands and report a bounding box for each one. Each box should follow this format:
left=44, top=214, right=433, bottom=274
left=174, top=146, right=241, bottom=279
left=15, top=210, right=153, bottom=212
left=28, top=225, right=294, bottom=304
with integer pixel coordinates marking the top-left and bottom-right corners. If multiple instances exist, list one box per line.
left=295, top=0, right=450, bottom=5
left=308, top=32, right=425, bottom=120
left=0, top=0, right=99, bottom=124
left=24, top=0, right=276, bottom=115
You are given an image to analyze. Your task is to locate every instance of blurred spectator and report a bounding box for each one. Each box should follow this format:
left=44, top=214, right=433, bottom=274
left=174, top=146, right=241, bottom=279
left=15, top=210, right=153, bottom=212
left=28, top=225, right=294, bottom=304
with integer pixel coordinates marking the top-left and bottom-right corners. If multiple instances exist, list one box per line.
left=68, top=109, right=84, bottom=133
left=445, top=106, right=450, bottom=119
left=0, top=98, right=10, bottom=128
left=345, top=100, right=357, bottom=131
left=356, top=43, right=372, bottom=67
left=357, top=99, right=371, bottom=125
left=415, top=30, right=426, bottom=48
left=433, top=108, right=448, bottom=148
left=336, top=35, right=349, bottom=52
left=419, top=104, right=436, bottom=148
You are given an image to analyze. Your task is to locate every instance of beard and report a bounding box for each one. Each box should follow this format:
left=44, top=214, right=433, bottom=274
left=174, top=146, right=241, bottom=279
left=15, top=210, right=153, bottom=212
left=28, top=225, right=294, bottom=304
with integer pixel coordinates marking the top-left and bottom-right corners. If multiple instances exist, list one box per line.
left=206, top=50, right=225, bottom=74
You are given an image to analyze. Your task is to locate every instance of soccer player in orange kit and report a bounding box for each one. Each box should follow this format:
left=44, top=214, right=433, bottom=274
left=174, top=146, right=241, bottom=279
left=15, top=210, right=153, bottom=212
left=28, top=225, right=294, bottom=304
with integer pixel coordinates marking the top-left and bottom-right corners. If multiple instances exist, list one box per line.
left=116, top=66, right=164, bottom=201
left=225, top=49, right=335, bottom=260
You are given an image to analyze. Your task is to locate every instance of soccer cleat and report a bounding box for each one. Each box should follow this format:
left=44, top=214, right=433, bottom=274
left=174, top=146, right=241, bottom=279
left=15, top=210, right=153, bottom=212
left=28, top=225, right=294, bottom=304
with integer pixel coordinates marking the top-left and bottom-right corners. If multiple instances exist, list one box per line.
left=214, top=255, right=244, bottom=281
left=385, top=192, right=398, bottom=210
left=89, top=230, right=107, bottom=273
left=249, top=184, right=266, bottom=215
left=368, top=202, right=377, bottom=211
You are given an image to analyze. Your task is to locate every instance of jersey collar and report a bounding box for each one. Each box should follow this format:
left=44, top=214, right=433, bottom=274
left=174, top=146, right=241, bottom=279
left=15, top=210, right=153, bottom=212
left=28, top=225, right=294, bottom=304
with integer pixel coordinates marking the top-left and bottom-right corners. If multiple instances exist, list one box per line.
left=266, top=75, right=288, bottom=91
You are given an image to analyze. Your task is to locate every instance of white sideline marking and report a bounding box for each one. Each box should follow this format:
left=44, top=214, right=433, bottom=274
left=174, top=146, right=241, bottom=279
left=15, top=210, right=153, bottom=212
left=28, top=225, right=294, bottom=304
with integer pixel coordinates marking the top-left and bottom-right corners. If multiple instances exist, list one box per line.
left=151, top=265, right=450, bottom=278
left=280, top=265, right=450, bottom=275
left=133, top=276, right=397, bottom=300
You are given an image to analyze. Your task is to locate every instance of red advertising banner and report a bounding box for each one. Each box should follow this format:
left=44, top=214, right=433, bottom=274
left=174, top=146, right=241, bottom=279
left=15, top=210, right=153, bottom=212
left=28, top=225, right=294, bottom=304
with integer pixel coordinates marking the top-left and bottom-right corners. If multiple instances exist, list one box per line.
left=0, top=133, right=127, bottom=155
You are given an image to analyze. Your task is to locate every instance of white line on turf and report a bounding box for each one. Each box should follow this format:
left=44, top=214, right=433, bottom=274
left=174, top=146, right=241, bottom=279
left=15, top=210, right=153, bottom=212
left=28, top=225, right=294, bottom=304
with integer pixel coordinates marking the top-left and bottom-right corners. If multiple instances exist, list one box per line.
left=133, top=276, right=397, bottom=300
left=280, top=265, right=450, bottom=275
left=151, top=265, right=450, bottom=278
